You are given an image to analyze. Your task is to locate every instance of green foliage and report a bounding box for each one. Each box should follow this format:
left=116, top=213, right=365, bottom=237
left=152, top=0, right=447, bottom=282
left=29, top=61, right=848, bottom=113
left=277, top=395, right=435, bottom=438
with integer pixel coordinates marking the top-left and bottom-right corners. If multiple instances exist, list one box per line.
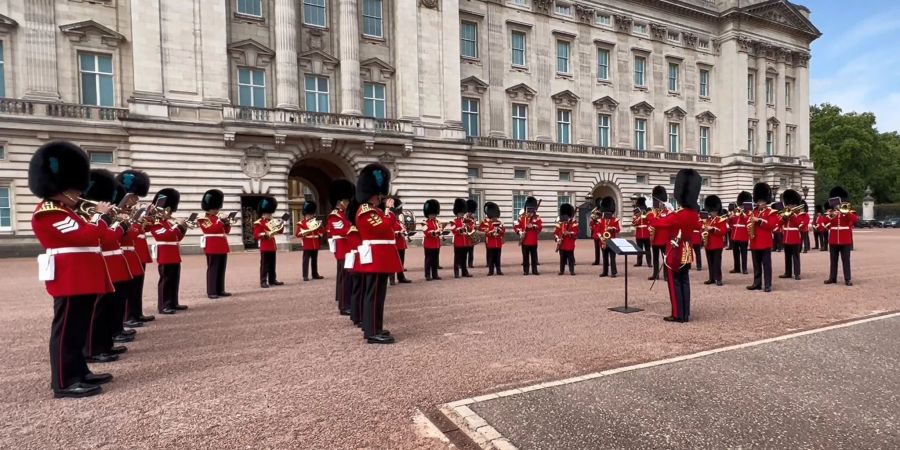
left=810, top=104, right=900, bottom=206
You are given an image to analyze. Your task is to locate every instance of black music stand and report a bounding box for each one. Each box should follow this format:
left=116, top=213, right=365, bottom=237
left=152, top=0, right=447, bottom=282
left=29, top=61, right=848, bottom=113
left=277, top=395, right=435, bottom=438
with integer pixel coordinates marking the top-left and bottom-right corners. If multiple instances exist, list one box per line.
left=606, top=238, right=644, bottom=314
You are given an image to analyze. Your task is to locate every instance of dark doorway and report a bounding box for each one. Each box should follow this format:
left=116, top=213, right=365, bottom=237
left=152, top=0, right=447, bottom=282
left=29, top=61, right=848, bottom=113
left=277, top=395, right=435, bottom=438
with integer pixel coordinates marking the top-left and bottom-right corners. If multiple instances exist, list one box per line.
left=577, top=201, right=592, bottom=239
left=240, top=194, right=268, bottom=249
left=287, top=158, right=350, bottom=225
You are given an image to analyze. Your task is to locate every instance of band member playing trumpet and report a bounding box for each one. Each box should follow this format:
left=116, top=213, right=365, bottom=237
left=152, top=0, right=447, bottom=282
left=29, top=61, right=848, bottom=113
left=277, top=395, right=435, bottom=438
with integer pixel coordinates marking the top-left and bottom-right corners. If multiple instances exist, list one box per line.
left=702, top=196, right=727, bottom=286
left=648, top=186, right=670, bottom=281
left=816, top=205, right=830, bottom=251
left=422, top=199, right=443, bottom=281
left=480, top=202, right=505, bottom=276
left=554, top=203, right=578, bottom=276
left=597, top=196, right=620, bottom=278
left=296, top=201, right=324, bottom=282
left=730, top=191, right=752, bottom=274
left=389, top=196, right=412, bottom=285
left=514, top=196, right=542, bottom=276
left=590, top=199, right=602, bottom=266
left=450, top=198, right=473, bottom=279
left=779, top=189, right=805, bottom=281
left=150, top=188, right=188, bottom=313
left=690, top=215, right=703, bottom=271
left=824, top=186, right=858, bottom=286
left=326, top=180, right=355, bottom=315
left=116, top=170, right=155, bottom=326
left=631, top=197, right=652, bottom=268
left=199, top=189, right=232, bottom=299
left=253, top=197, right=284, bottom=288
left=747, top=183, right=777, bottom=293
left=466, top=199, right=478, bottom=269
left=800, top=202, right=812, bottom=253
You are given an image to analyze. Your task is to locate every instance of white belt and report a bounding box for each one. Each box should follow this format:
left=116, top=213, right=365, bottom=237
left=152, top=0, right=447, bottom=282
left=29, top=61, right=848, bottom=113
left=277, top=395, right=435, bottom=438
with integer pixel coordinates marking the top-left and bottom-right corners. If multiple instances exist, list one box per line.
left=636, top=225, right=648, bottom=228
left=121, top=246, right=136, bottom=251
left=832, top=226, right=850, bottom=230
left=204, top=233, right=227, bottom=238
left=46, top=246, right=102, bottom=256
left=784, top=227, right=799, bottom=231
left=156, top=242, right=179, bottom=246
left=362, top=240, right=396, bottom=245
left=102, top=250, right=124, bottom=256
left=332, top=236, right=345, bottom=240
left=734, top=224, right=746, bottom=228
left=136, top=235, right=146, bottom=240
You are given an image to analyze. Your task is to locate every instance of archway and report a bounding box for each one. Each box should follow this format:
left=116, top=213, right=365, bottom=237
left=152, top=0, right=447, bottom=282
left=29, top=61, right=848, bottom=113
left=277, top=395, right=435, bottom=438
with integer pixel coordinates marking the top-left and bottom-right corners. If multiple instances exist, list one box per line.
left=287, top=157, right=353, bottom=225
left=590, top=182, right=622, bottom=217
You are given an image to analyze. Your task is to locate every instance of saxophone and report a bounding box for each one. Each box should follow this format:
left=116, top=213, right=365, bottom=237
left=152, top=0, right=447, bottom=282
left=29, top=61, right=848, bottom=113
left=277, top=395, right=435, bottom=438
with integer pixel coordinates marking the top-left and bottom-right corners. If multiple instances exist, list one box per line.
left=747, top=211, right=756, bottom=240
left=701, top=219, right=710, bottom=247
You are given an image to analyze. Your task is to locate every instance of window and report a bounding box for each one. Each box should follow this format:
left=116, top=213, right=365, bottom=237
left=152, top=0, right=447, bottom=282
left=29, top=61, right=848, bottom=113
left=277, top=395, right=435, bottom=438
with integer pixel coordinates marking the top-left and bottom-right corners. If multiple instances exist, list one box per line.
left=559, top=170, right=572, bottom=182
left=766, top=130, right=774, bottom=155
left=511, top=31, right=526, bottom=67
left=786, top=132, right=793, bottom=155
left=668, top=123, right=680, bottom=153
left=461, top=21, right=478, bottom=59
left=237, top=0, right=262, bottom=17
left=748, top=128, right=755, bottom=153
left=0, top=42, right=5, bottom=98
left=79, top=53, right=114, bottom=107
left=467, top=167, right=481, bottom=180
left=556, top=40, right=570, bottom=74
left=303, top=0, right=326, bottom=27
left=699, top=126, right=710, bottom=156
left=514, top=168, right=528, bottom=180
left=512, top=0, right=527, bottom=5
left=0, top=186, right=10, bottom=231
left=667, top=31, right=681, bottom=42
left=633, top=23, right=647, bottom=35
left=785, top=81, right=792, bottom=107
left=89, top=151, right=114, bottom=165
left=634, top=118, right=647, bottom=151
left=363, top=82, right=385, bottom=118
left=362, top=0, right=383, bottom=37
left=554, top=3, right=572, bottom=16
left=596, top=14, right=611, bottom=26
left=512, top=194, right=527, bottom=219
left=699, top=69, right=710, bottom=97
left=304, top=75, right=329, bottom=112
left=668, top=63, right=679, bottom=92
left=512, top=103, right=528, bottom=140
left=462, top=98, right=479, bottom=137
left=748, top=73, right=755, bottom=102
left=634, top=56, right=646, bottom=86
left=556, top=109, right=571, bottom=144
left=597, top=48, right=610, bottom=81
left=238, top=67, right=266, bottom=108
left=598, top=114, right=611, bottom=147
left=558, top=194, right=572, bottom=210
left=0, top=143, right=5, bottom=160
left=698, top=39, right=710, bottom=50
left=766, top=77, right=775, bottom=105
left=702, top=176, right=711, bottom=187
left=469, top=191, right=483, bottom=220
left=636, top=174, right=648, bottom=185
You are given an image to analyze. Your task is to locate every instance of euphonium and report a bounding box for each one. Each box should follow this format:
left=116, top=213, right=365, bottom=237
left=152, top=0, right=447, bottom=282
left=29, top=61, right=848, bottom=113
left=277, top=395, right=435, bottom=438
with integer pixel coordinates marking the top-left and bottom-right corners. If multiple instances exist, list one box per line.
left=266, top=218, right=286, bottom=236
left=838, top=202, right=853, bottom=215
left=298, top=217, right=322, bottom=236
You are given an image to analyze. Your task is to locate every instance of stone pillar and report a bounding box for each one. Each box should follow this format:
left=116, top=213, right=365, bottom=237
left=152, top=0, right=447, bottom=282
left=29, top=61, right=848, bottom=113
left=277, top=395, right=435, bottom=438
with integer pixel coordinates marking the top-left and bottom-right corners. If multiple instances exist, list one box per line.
left=394, top=0, right=420, bottom=120
left=487, top=2, right=505, bottom=136
left=795, top=53, right=811, bottom=160
left=274, top=0, right=299, bottom=109
left=862, top=187, right=875, bottom=221
left=776, top=50, right=787, bottom=155
left=200, top=0, right=229, bottom=103
left=441, top=0, right=462, bottom=127
left=339, top=0, right=361, bottom=115
left=129, top=0, right=167, bottom=115
left=755, top=52, right=767, bottom=155
left=23, top=0, right=59, bottom=101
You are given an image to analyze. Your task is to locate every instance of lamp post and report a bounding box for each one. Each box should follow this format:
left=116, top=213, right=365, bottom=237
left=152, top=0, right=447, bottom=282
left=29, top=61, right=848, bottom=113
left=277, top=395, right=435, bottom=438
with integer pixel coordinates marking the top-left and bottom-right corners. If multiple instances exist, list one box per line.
left=801, top=185, right=809, bottom=200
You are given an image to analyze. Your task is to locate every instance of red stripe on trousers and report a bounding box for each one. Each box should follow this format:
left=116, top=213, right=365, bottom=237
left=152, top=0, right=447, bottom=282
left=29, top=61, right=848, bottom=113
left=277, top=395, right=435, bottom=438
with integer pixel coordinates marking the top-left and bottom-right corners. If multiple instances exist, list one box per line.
left=666, top=266, right=678, bottom=318
left=87, top=296, right=100, bottom=356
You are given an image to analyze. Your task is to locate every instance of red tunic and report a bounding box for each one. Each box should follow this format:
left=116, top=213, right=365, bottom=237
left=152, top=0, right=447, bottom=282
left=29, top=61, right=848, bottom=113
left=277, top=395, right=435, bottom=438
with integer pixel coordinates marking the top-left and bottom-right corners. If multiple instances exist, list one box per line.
left=199, top=214, right=231, bottom=255
left=815, top=215, right=828, bottom=233
left=326, top=209, right=351, bottom=261
left=514, top=214, right=543, bottom=246
left=31, top=201, right=114, bottom=297
left=479, top=219, right=505, bottom=249
left=554, top=220, right=578, bottom=251
left=423, top=218, right=443, bottom=249
left=134, top=223, right=152, bottom=264
left=345, top=226, right=362, bottom=272
left=690, top=218, right=703, bottom=246
left=748, top=207, right=778, bottom=251
left=464, top=215, right=477, bottom=248
left=703, top=217, right=728, bottom=251
left=354, top=203, right=402, bottom=274
left=295, top=218, right=323, bottom=251
left=632, top=214, right=651, bottom=240
left=649, top=208, right=701, bottom=270
left=648, top=210, right=671, bottom=247
left=451, top=217, right=472, bottom=248
left=595, top=218, right=620, bottom=243
left=101, top=223, right=132, bottom=283
left=828, top=212, right=858, bottom=246
left=781, top=214, right=805, bottom=246
left=392, top=219, right=408, bottom=251
left=149, top=220, right=185, bottom=265
left=730, top=213, right=749, bottom=242
left=253, top=218, right=281, bottom=253
left=121, top=223, right=145, bottom=277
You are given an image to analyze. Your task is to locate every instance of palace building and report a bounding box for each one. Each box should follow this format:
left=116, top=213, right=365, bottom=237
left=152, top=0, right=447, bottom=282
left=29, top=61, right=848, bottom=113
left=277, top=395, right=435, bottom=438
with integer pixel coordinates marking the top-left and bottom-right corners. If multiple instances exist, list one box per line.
left=0, top=0, right=819, bottom=251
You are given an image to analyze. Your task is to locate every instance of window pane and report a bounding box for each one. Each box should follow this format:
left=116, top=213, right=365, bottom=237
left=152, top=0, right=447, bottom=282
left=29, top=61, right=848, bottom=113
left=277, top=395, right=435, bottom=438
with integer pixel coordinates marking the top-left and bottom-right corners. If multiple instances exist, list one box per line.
left=81, top=74, right=97, bottom=105
left=239, top=85, right=252, bottom=107
left=252, top=69, right=265, bottom=86
left=89, top=152, right=114, bottom=164
left=0, top=187, right=9, bottom=228
left=99, top=75, right=114, bottom=106
left=318, top=93, right=329, bottom=112
left=598, top=49, right=609, bottom=80
left=253, top=86, right=265, bottom=107
left=238, top=68, right=250, bottom=84
left=79, top=54, right=95, bottom=72
left=98, top=55, right=113, bottom=74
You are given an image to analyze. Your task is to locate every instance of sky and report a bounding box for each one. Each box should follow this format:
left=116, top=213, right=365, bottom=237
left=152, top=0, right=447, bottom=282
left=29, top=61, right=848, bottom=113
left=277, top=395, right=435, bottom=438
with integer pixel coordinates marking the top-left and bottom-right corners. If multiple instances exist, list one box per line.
left=806, top=0, right=900, bottom=133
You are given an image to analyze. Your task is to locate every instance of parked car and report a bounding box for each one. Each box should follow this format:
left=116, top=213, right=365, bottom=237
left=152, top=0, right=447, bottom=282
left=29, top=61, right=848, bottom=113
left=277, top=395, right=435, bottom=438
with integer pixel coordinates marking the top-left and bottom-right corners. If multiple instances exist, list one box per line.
left=857, top=219, right=878, bottom=228
left=879, top=217, right=900, bottom=228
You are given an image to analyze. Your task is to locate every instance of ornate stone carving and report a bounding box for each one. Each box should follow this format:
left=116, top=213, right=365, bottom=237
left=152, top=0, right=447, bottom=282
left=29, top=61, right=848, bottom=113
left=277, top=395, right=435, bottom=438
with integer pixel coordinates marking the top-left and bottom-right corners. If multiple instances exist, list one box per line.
left=224, top=132, right=236, bottom=147
left=664, top=106, right=687, bottom=121
left=0, top=13, right=17, bottom=35
left=461, top=76, right=489, bottom=95
left=307, top=28, right=324, bottom=50
left=320, top=137, right=333, bottom=151
left=364, top=139, right=375, bottom=154
left=614, top=14, right=633, bottom=32
left=551, top=90, right=580, bottom=107
left=59, top=20, right=126, bottom=47
left=505, top=83, right=536, bottom=101
left=795, top=52, right=810, bottom=68
left=650, top=23, right=667, bottom=41
left=574, top=4, right=594, bottom=24
left=630, top=101, right=654, bottom=117
left=274, top=134, right=287, bottom=146
left=299, top=50, right=340, bottom=74
left=736, top=35, right=754, bottom=53
left=378, top=152, right=398, bottom=176
left=592, top=96, right=619, bottom=113
left=419, top=0, right=440, bottom=9
left=228, top=39, right=275, bottom=67
left=403, top=143, right=414, bottom=157
left=776, top=48, right=792, bottom=63
left=241, top=146, right=271, bottom=179
left=682, top=32, right=698, bottom=47
left=360, top=57, right=396, bottom=82
left=533, top=0, right=554, bottom=15
left=696, top=111, right=717, bottom=125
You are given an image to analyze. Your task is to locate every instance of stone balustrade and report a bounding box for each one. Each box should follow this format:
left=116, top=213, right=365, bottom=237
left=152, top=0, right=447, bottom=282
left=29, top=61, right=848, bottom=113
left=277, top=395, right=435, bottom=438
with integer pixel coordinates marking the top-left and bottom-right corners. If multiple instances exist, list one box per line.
left=223, top=106, right=415, bottom=134
left=0, top=98, right=128, bottom=121
left=468, top=137, right=722, bottom=164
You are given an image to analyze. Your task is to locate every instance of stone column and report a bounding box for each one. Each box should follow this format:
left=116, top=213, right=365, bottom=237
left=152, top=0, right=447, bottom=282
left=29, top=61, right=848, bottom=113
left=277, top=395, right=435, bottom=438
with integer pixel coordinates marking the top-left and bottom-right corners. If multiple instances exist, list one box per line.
left=23, top=0, right=59, bottom=101
left=274, top=0, right=299, bottom=109
left=776, top=50, right=787, bottom=155
left=394, top=0, right=420, bottom=120
left=130, top=0, right=166, bottom=115
left=339, top=0, right=361, bottom=115
left=795, top=53, right=811, bottom=160
left=755, top=51, right=767, bottom=155
left=487, top=2, right=505, bottom=136
left=200, top=0, right=229, bottom=103
left=441, top=0, right=462, bottom=127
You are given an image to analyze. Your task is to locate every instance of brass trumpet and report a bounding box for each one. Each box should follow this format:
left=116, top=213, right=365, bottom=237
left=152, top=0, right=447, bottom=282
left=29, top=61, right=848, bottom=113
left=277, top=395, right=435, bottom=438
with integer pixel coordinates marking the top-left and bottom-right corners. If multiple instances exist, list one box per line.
left=780, top=204, right=805, bottom=219
left=74, top=198, right=120, bottom=220
left=297, top=217, right=323, bottom=236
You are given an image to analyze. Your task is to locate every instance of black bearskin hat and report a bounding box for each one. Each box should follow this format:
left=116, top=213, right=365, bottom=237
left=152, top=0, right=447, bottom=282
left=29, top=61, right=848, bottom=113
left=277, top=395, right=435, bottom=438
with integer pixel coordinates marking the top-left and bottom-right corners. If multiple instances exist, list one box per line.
left=652, top=185, right=668, bottom=203
left=737, top=191, right=752, bottom=205
left=82, top=169, right=119, bottom=203
left=753, top=182, right=772, bottom=203
left=674, top=169, right=701, bottom=210
left=28, top=141, right=91, bottom=199
left=423, top=199, right=440, bottom=217
left=634, top=197, right=648, bottom=211
left=328, top=179, right=355, bottom=208
left=391, top=196, right=403, bottom=214
left=153, top=188, right=181, bottom=212
left=815, top=204, right=824, bottom=214
left=781, top=189, right=802, bottom=207
left=802, top=201, right=809, bottom=213
left=346, top=198, right=360, bottom=226
left=704, top=195, right=722, bottom=212
left=302, top=201, right=317, bottom=216
left=829, top=186, right=849, bottom=202
left=595, top=197, right=603, bottom=209
left=559, top=203, right=575, bottom=219
left=201, top=189, right=224, bottom=211
left=466, top=199, right=478, bottom=215
left=484, top=202, right=500, bottom=219
left=112, top=183, right=127, bottom=205
left=600, top=196, right=616, bottom=214
left=524, top=196, right=538, bottom=212
left=355, top=163, right=391, bottom=203
left=453, top=198, right=467, bottom=215
left=257, top=196, right=277, bottom=215
left=116, top=170, right=151, bottom=197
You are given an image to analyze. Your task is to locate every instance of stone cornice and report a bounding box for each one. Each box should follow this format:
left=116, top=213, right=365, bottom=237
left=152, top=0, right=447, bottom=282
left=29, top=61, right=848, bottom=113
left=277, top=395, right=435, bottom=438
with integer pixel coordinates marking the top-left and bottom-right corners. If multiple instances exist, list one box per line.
left=735, top=35, right=810, bottom=67
left=59, top=20, right=126, bottom=47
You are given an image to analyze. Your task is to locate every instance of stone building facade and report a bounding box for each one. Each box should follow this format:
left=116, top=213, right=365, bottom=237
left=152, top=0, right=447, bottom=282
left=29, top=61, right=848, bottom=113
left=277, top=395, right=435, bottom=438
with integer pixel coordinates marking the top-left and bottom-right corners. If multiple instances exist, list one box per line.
left=0, top=0, right=819, bottom=250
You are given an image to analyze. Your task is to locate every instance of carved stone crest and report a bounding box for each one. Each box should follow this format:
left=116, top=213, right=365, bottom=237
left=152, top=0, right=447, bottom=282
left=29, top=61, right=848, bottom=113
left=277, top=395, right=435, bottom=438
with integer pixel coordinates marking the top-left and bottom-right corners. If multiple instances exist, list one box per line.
left=574, top=4, right=594, bottom=23
left=419, top=0, right=439, bottom=9
left=241, top=146, right=271, bottom=179
left=614, top=14, right=633, bottom=32
left=682, top=32, right=698, bottom=47
left=533, top=0, right=553, bottom=15
left=650, top=23, right=667, bottom=41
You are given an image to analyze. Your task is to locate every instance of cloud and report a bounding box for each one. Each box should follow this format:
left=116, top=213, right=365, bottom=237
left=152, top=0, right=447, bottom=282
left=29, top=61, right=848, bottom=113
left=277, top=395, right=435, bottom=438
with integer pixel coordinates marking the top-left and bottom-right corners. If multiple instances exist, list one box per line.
left=828, top=14, right=900, bottom=54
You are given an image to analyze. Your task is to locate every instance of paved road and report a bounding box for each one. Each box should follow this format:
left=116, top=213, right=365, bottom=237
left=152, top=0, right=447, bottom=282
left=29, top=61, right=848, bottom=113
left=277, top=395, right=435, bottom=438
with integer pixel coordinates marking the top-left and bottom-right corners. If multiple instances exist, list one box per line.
left=471, top=315, right=900, bottom=449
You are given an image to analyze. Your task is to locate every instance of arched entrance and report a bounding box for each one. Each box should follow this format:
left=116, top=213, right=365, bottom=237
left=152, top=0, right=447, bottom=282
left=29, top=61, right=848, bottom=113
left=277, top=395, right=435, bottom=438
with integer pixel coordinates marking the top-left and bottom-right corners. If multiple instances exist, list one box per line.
left=590, top=182, right=622, bottom=217
left=286, top=157, right=353, bottom=225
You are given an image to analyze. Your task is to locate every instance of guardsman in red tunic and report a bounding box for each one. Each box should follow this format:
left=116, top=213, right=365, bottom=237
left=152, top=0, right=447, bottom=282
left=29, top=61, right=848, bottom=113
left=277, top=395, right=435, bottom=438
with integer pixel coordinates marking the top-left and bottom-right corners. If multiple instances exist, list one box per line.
left=449, top=198, right=473, bottom=278
left=746, top=183, right=778, bottom=292
left=466, top=199, right=478, bottom=269
left=389, top=196, right=412, bottom=285
left=149, top=189, right=188, bottom=313
left=326, top=180, right=355, bottom=315
left=647, top=186, right=670, bottom=281
left=513, top=196, right=542, bottom=276
left=701, top=196, right=728, bottom=286
left=344, top=198, right=365, bottom=325
left=199, top=189, right=232, bottom=299
left=354, top=164, right=402, bottom=344
left=253, top=196, right=285, bottom=288
left=29, top=141, right=114, bottom=398
left=649, top=169, right=701, bottom=323
left=479, top=202, right=505, bottom=276
left=116, top=169, right=155, bottom=327
left=816, top=204, right=830, bottom=251
left=779, top=189, right=805, bottom=281
left=596, top=196, right=620, bottom=278
left=554, top=203, right=578, bottom=276
left=422, top=199, right=443, bottom=281
left=631, top=197, right=652, bottom=268
left=690, top=215, right=703, bottom=271
left=589, top=199, right=602, bottom=266
left=296, top=201, right=324, bottom=281
left=824, top=186, right=859, bottom=286
left=730, top=191, right=752, bottom=274
left=800, top=202, right=812, bottom=253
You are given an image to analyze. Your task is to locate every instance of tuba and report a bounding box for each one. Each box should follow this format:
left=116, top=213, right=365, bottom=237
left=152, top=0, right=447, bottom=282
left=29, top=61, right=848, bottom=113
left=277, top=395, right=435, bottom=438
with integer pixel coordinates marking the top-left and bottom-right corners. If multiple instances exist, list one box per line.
left=297, top=217, right=322, bottom=236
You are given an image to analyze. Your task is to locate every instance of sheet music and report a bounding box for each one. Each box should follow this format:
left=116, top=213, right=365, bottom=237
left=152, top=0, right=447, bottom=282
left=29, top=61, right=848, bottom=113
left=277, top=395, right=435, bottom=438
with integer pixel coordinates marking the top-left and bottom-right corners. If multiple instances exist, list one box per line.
left=610, top=238, right=637, bottom=253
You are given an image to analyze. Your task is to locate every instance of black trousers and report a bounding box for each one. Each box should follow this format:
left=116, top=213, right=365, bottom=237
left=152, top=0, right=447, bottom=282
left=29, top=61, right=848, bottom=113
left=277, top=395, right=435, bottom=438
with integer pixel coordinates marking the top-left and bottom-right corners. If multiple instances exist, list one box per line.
left=157, top=263, right=181, bottom=312
left=260, top=251, right=277, bottom=284
left=486, top=248, right=502, bottom=274
left=302, top=250, right=319, bottom=279
left=773, top=234, right=783, bottom=252
left=467, top=246, right=475, bottom=268
left=651, top=245, right=667, bottom=280
left=521, top=245, right=538, bottom=274
left=453, top=247, right=470, bottom=276
left=108, top=280, right=128, bottom=337
left=85, top=291, right=116, bottom=357
left=751, top=249, right=773, bottom=289
left=812, top=230, right=820, bottom=249
left=424, top=248, right=440, bottom=280
left=362, top=273, right=389, bottom=338
left=50, top=296, right=94, bottom=391
left=692, top=244, right=703, bottom=269
left=335, top=260, right=345, bottom=307
left=705, top=249, right=723, bottom=282
left=819, top=231, right=829, bottom=251
left=593, top=239, right=602, bottom=264
left=602, top=247, right=618, bottom=275
left=347, top=272, right=363, bottom=323
left=666, top=265, right=691, bottom=320
left=636, top=239, right=652, bottom=267
left=829, top=245, right=852, bottom=282
left=558, top=250, right=575, bottom=274
left=206, top=254, right=228, bottom=295
left=124, top=266, right=145, bottom=321
left=725, top=232, right=732, bottom=250
left=731, top=241, right=749, bottom=272
left=783, top=244, right=801, bottom=277
left=390, top=250, right=409, bottom=283
left=802, top=232, right=811, bottom=252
